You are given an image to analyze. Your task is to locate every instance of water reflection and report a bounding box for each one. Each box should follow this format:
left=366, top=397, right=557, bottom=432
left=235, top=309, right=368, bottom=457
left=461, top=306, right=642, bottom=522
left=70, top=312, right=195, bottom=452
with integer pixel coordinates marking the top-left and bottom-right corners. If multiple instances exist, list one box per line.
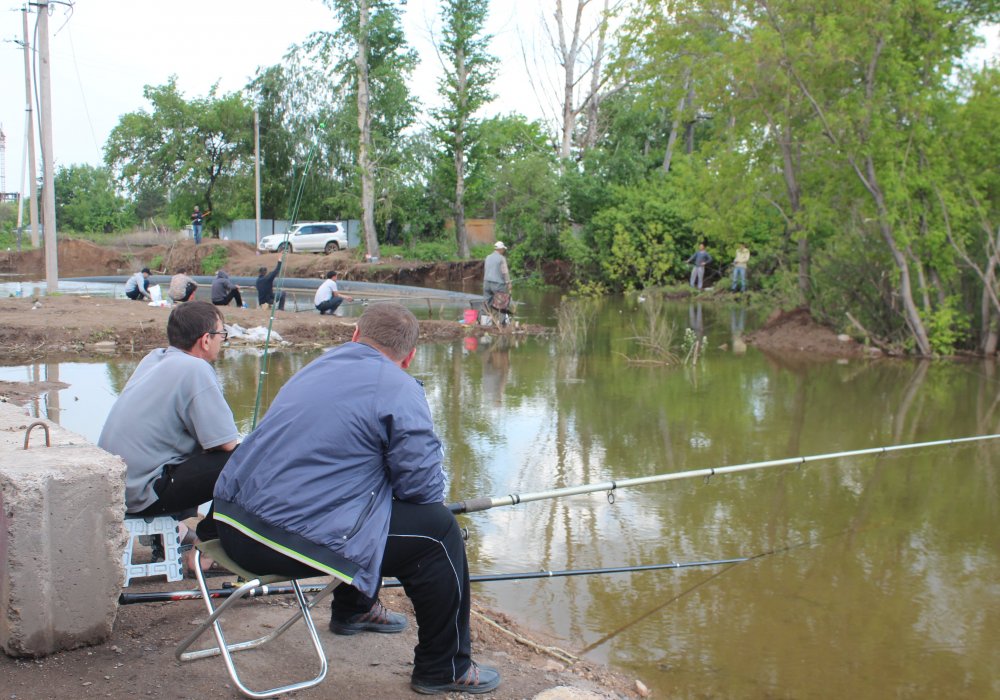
left=3, top=299, right=1000, bottom=699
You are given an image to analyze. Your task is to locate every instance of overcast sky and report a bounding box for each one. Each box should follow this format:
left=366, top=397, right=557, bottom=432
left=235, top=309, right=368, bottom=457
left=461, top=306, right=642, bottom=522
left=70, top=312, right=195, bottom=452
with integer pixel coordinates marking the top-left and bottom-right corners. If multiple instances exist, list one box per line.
left=0, top=0, right=564, bottom=190
left=0, top=1, right=997, bottom=197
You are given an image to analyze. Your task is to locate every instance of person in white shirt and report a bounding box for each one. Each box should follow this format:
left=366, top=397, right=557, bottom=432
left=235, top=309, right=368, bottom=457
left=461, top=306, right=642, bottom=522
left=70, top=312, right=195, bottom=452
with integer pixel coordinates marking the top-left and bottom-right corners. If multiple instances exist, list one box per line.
left=314, top=270, right=353, bottom=315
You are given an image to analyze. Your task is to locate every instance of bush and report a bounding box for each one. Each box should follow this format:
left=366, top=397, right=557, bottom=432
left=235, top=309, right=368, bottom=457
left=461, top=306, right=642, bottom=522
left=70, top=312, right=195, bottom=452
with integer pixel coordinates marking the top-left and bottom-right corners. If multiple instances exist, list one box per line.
left=200, top=247, right=229, bottom=275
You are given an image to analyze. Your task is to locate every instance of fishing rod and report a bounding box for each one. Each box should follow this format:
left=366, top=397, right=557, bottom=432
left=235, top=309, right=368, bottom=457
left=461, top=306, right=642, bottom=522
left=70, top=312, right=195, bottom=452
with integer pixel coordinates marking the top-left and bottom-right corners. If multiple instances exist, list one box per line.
left=250, top=126, right=323, bottom=430
left=117, top=556, right=749, bottom=605
left=448, top=434, right=1000, bottom=514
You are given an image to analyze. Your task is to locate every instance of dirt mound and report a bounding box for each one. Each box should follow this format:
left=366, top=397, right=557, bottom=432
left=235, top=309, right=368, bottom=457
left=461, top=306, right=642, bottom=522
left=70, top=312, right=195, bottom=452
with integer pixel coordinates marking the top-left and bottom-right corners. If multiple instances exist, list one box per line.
left=0, top=239, right=133, bottom=277
left=747, top=307, right=863, bottom=358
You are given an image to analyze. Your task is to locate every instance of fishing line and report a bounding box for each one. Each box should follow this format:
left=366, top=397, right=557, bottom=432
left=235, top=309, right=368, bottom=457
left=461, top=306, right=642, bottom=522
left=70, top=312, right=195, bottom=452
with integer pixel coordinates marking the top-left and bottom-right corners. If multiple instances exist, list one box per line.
left=117, top=556, right=750, bottom=605
left=249, top=125, right=324, bottom=430
left=576, top=527, right=857, bottom=655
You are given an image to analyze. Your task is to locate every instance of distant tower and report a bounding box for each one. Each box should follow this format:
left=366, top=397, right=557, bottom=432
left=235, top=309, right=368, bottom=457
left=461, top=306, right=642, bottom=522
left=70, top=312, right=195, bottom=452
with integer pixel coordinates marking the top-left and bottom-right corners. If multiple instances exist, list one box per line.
left=0, top=125, right=6, bottom=195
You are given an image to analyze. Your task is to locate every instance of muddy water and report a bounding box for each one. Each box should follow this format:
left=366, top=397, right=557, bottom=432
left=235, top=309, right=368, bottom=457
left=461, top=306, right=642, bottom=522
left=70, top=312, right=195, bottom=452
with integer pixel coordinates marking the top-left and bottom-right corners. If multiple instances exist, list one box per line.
left=6, top=297, right=1000, bottom=699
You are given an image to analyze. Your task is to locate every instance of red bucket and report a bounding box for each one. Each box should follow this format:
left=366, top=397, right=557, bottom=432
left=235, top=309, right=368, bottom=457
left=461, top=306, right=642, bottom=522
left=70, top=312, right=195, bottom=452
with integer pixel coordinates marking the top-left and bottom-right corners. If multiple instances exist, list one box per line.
left=463, top=309, right=478, bottom=325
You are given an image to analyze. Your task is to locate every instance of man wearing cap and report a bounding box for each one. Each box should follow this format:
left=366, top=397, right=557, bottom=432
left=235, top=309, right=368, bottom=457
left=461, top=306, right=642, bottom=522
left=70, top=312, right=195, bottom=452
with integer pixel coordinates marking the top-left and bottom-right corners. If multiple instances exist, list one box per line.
left=125, top=267, right=153, bottom=301
left=483, top=241, right=511, bottom=309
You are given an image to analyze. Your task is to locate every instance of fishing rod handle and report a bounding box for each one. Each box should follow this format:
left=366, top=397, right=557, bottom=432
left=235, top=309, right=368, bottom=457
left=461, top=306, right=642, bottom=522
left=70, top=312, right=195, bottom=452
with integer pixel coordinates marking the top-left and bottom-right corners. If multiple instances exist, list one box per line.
left=448, top=497, right=495, bottom=514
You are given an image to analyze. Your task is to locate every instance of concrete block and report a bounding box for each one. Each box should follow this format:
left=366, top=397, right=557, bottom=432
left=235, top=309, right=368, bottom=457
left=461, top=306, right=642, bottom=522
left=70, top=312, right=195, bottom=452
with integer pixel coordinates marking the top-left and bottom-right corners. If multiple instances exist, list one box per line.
left=0, top=403, right=126, bottom=657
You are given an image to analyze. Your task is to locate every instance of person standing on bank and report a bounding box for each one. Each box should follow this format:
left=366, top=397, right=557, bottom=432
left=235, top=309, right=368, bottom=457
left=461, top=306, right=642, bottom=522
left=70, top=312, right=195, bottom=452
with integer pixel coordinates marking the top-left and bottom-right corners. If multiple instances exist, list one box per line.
left=256, top=262, right=285, bottom=311
left=212, top=303, right=501, bottom=694
left=211, top=270, right=244, bottom=308
left=314, top=270, right=353, bottom=315
left=191, top=206, right=210, bottom=244
left=731, top=243, right=750, bottom=292
left=98, top=301, right=238, bottom=573
left=168, top=267, right=198, bottom=303
left=483, top=241, right=511, bottom=308
left=687, top=243, right=712, bottom=291
left=124, top=267, right=153, bottom=301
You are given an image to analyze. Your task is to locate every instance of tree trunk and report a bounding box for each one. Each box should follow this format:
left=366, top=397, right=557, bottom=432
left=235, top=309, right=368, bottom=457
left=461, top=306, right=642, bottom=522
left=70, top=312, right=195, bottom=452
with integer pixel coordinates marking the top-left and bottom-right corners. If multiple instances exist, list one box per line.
left=662, top=70, right=691, bottom=173
left=582, top=0, right=610, bottom=151
left=356, top=0, right=379, bottom=258
left=454, top=48, right=469, bottom=258
left=864, top=157, right=932, bottom=355
left=556, top=0, right=586, bottom=162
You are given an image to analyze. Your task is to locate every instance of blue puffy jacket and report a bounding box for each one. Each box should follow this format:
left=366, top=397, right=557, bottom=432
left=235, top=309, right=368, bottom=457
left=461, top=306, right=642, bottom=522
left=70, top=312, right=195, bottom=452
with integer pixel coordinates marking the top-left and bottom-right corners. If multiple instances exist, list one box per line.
left=213, top=341, right=445, bottom=597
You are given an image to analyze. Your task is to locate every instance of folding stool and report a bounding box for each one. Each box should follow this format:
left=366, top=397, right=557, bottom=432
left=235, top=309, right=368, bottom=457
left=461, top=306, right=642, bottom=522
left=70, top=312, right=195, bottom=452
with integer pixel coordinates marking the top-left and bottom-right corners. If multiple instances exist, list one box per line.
left=122, top=514, right=185, bottom=586
left=175, top=540, right=343, bottom=699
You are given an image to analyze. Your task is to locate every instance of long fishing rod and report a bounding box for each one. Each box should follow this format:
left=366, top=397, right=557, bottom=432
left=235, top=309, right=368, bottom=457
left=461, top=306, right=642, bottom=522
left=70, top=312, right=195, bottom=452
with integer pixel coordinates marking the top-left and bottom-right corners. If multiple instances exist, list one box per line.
left=249, top=125, right=324, bottom=430
left=117, top=556, right=749, bottom=605
left=448, top=434, right=1000, bottom=514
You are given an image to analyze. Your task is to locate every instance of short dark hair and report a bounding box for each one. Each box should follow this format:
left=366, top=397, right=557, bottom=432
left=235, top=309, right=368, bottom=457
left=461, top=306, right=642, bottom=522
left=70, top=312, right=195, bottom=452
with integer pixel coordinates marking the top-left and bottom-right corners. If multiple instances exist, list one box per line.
left=325, top=270, right=338, bottom=279
left=167, top=301, right=224, bottom=350
left=141, top=267, right=151, bottom=274
left=176, top=267, right=188, bottom=274
left=355, top=303, right=418, bottom=362
left=258, top=266, right=267, bottom=275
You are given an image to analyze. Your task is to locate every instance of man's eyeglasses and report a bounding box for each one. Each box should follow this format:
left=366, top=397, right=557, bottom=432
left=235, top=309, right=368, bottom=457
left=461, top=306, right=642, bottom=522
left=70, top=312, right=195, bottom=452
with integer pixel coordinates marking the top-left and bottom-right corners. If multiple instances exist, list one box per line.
left=207, top=330, right=229, bottom=341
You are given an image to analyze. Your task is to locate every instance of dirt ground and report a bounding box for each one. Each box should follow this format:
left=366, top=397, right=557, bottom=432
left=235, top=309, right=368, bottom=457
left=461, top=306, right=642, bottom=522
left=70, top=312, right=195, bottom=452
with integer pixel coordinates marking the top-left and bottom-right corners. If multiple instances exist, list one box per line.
left=746, top=306, right=867, bottom=358
left=1, top=575, right=643, bottom=699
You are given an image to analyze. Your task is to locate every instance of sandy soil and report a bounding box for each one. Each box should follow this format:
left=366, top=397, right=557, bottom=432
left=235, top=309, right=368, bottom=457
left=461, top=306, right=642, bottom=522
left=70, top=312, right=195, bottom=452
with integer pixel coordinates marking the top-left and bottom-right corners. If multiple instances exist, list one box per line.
left=746, top=307, right=867, bottom=358
left=1, top=577, right=642, bottom=699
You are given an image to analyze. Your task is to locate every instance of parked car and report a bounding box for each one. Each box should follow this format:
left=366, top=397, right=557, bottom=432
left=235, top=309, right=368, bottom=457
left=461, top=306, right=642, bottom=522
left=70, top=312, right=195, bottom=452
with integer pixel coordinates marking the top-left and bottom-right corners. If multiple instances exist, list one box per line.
left=258, top=222, right=348, bottom=254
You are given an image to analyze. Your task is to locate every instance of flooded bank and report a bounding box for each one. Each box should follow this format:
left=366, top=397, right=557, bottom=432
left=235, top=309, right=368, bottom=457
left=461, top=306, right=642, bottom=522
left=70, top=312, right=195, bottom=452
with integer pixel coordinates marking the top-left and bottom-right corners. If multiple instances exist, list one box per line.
left=5, top=297, right=999, bottom=699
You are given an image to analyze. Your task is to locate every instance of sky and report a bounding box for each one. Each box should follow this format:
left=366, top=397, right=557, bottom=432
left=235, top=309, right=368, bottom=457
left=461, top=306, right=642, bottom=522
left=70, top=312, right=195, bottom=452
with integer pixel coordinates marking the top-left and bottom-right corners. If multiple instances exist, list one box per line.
left=0, top=1, right=997, bottom=198
left=0, top=0, right=567, bottom=192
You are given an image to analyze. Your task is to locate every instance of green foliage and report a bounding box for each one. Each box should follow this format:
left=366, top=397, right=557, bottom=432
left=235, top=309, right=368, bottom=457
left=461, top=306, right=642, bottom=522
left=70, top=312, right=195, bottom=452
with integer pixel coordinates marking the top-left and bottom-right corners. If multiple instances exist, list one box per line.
left=104, top=78, right=254, bottom=229
left=149, top=255, right=164, bottom=271
left=200, top=247, right=230, bottom=276
left=54, top=164, right=135, bottom=233
left=380, top=238, right=461, bottom=262
left=921, top=299, right=969, bottom=356
left=585, top=177, right=693, bottom=291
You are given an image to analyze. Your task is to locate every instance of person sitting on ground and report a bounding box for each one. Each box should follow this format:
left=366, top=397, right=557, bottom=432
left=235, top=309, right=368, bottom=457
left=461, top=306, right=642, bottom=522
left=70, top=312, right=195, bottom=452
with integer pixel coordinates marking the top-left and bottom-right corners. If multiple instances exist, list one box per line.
left=211, top=270, right=243, bottom=308
left=213, top=303, right=501, bottom=695
left=98, top=301, right=238, bottom=574
left=255, top=262, right=285, bottom=311
left=483, top=241, right=511, bottom=309
left=124, top=267, right=153, bottom=301
left=168, top=267, right=198, bottom=303
left=314, top=270, right=353, bottom=315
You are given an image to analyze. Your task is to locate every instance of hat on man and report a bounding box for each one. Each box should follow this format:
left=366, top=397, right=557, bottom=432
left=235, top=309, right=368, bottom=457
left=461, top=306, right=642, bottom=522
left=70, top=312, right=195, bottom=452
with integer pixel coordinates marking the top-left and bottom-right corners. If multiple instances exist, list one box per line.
left=494, top=241, right=507, bottom=250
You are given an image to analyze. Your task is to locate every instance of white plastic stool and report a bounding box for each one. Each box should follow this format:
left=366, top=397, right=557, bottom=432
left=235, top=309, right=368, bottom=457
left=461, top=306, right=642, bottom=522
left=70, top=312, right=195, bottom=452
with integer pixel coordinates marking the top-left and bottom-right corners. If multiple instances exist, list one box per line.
left=122, top=515, right=185, bottom=586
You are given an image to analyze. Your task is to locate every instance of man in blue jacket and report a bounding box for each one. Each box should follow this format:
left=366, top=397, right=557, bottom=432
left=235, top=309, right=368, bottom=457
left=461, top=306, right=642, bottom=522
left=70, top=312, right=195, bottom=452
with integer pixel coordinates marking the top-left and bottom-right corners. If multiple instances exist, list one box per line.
left=213, top=303, right=500, bottom=695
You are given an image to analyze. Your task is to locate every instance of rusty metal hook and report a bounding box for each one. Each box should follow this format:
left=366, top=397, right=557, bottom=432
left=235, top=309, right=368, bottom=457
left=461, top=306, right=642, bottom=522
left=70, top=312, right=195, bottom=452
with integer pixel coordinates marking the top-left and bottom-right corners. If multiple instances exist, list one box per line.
left=23, top=421, right=51, bottom=450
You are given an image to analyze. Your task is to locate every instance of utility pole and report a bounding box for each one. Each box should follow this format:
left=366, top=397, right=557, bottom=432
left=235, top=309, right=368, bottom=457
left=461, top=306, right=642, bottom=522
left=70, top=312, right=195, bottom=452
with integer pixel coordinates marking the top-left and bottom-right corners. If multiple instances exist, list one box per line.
left=36, top=0, right=58, bottom=291
left=254, top=109, right=261, bottom=251
left=22, top=6, right=40, bottom=248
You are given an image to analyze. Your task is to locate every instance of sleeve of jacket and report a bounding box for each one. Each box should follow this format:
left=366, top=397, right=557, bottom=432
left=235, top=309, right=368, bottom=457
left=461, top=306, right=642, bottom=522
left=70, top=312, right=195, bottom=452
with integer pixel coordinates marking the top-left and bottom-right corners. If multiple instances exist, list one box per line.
left=382, top=378, right=446, bottom=504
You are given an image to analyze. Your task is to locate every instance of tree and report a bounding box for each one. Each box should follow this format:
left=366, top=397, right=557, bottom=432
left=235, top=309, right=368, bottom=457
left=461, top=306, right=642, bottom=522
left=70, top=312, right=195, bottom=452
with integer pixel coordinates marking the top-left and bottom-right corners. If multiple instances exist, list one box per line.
left=104, top=78, right=254, bottom=229
left=54, top=164, right=134, bottom=233
left=320, top=0, right=418, bottom=257
left=434, top=0, right=498, bottom=257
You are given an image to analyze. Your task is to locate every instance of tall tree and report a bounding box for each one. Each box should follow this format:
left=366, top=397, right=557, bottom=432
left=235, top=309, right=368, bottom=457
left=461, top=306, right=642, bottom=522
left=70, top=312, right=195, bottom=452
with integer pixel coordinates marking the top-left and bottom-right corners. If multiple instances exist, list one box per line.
left=435, top=0, right=497, bottom=258
left=104, top=78, right=253, bottom=227
left=321, top=0, right=417, bottom=255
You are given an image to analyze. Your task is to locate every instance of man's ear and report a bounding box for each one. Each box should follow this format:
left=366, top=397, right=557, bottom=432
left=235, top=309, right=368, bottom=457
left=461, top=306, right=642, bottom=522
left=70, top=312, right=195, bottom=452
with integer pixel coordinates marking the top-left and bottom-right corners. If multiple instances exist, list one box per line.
left=351, top=326, right=361, bottom=342
left=400, top=347, right=417, bottom=370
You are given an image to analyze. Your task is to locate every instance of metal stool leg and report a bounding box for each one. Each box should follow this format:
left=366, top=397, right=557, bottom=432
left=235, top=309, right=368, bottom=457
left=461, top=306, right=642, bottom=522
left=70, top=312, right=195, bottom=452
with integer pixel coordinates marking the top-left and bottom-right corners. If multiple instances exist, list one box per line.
left=175, top=547, right=340, bottom=699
